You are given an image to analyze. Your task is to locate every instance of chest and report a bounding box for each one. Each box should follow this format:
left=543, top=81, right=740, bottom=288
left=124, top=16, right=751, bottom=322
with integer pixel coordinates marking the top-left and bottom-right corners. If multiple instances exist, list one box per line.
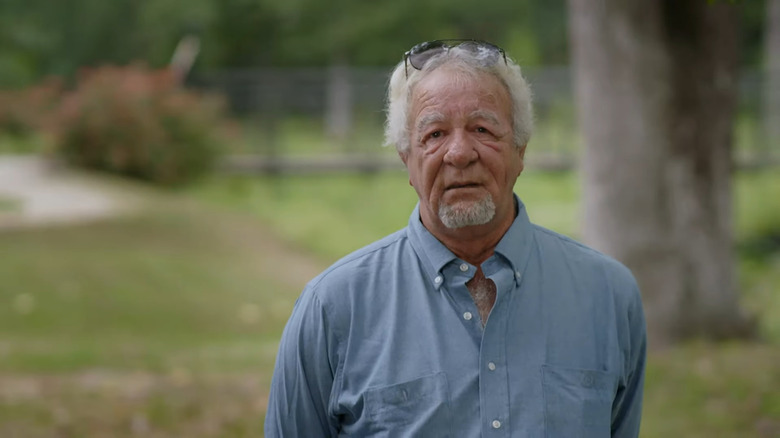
left=332, top=274, right=622, bottom=437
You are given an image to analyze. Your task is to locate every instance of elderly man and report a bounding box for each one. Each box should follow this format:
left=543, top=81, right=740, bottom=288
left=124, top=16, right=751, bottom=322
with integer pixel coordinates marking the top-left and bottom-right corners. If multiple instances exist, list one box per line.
left=265, top=40, right=646, bottom=437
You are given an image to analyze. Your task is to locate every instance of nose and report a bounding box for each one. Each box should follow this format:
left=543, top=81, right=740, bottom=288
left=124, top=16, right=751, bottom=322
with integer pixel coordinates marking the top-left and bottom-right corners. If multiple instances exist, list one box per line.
left=443, top=131, right=478, bottom=168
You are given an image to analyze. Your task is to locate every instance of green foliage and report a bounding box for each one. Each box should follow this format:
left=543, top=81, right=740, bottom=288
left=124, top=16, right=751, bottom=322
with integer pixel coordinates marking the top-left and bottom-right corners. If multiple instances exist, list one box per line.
left=736, top=170, right=780, bottom=258
left=0, top=0, right=769, bottom=89
left=260, top=0, right=560, bottom=66
left=53, top=65, right=227, bottom=186
left=208, top=0, right=287, bottom=67
left=0, top=0, right=215, bottom=86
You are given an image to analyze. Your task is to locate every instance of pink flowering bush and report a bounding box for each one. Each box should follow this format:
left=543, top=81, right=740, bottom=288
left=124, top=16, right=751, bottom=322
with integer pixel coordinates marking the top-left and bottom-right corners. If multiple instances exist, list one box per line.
left=0, top=78, right=62, bottom=139
left=54, top=64, right=226, bottom=186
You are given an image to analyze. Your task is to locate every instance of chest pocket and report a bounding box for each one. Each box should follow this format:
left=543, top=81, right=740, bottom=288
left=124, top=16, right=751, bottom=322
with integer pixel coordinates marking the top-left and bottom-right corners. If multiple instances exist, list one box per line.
left=364, top=372, right=452, bottom=437
left=542, top=365, right=616, bottom=437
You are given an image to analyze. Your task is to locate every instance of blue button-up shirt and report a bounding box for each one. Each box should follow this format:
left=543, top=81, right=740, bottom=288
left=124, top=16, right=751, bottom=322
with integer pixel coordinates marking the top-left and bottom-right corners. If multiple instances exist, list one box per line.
left=266, top=197, right=646, bottom=437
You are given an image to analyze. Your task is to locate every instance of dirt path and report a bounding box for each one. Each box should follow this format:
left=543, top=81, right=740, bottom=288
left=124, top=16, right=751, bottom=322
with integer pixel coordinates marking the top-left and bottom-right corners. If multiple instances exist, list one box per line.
left=0, top=156, right=128, bottom=229
left=0, top=154, right=325, bottom=288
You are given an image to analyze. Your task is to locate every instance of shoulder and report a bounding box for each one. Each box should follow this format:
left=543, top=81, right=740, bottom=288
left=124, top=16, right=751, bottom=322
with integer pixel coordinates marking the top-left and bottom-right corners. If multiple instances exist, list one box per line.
left=531, top=224, right=641, bottom=302
left=530, top=225, right=645, bottom=354
left=302, top=227, right=410, bottom=300
left=290, top=228, right=412, bottom=339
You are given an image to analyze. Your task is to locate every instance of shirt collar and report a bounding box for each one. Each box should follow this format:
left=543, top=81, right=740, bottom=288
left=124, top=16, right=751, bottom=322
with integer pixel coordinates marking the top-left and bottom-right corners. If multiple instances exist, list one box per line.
left=407, top=194, right=534, bottom=288
left=494, top=195, right=534, bottom=284
left=407, top=203, right=457, bottom=287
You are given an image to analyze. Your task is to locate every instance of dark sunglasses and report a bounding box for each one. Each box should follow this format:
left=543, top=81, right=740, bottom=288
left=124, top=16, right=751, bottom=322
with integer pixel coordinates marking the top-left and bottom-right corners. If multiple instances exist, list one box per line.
left=403, top=39, right=507, bottom=77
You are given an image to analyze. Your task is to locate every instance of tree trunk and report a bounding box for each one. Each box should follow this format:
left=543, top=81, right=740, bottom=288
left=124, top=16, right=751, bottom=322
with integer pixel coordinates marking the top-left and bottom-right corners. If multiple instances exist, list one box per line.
left=568, top=0, right=754, bottom=347
left=765, top=0, right=780, bottom=150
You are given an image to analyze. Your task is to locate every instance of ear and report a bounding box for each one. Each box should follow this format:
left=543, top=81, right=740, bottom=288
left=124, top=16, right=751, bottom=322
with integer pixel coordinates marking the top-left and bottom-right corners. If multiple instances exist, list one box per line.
left=397, top=150, right=414, bottom=186
left=516, top=144, right=528, bottom=176
left=398, top=150, right=409, bottom=166
left=517, top=144, right=527, bottom=161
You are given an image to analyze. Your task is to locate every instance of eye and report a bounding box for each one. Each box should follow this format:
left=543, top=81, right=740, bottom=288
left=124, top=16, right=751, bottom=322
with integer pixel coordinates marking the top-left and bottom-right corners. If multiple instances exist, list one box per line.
left=476, top=127, right=489, bottom=134
left=422, top=130, right=443, bottom=143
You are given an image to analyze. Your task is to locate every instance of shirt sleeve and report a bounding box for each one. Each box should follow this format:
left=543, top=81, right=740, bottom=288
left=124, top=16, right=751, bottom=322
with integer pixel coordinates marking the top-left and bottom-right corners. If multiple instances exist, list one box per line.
left=265, top=288, right=340, bottom=437
left=610, top=279, right=647, bottom=438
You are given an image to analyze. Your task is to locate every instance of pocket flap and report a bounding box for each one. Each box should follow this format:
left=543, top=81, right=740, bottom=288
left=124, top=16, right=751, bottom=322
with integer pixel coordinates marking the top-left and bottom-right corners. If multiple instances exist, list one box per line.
left=542, top=365, right=614, bottom=392
left=366, top=372, right=449, bottom=415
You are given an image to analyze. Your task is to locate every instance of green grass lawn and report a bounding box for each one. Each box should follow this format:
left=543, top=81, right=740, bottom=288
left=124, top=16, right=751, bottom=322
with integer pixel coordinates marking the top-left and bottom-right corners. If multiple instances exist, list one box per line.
left=0, top=196, right=21, bottom=211
left=1, top=167, right=778, bottom=437
left=0, top=193, right=322, bottom=436
left=1, top=214, right=293, bottom=373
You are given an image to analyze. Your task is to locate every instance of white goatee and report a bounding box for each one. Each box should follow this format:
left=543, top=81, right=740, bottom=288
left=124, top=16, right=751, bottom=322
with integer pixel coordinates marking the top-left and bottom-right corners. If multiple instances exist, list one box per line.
left=438, top=195, right=496, bottom=229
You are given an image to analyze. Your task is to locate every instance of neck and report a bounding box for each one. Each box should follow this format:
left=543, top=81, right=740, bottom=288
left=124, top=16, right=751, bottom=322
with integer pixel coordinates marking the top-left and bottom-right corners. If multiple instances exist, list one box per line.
left=424, top=213, right=514, bottom=265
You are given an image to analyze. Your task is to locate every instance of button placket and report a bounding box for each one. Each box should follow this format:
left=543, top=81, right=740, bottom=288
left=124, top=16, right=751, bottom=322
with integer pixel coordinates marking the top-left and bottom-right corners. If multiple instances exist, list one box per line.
left=479, top=277, right=510, bottom=437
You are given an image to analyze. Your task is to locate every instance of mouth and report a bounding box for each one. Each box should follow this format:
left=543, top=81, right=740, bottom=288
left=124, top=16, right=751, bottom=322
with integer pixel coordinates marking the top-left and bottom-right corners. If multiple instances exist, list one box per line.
left=446, top=182, right=481, bottom=191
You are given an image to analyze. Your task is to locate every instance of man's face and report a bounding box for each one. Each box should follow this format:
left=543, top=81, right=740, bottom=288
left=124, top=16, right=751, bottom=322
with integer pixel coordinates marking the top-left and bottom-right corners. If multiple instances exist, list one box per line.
left=400, top=66, right=526, bottom=232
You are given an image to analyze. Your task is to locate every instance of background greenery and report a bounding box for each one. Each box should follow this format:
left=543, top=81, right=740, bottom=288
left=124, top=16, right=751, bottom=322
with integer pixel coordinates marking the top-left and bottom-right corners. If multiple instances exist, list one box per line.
left=0, top=0, right=768, bottom=88
left=1, top=0, right=778, bottom=435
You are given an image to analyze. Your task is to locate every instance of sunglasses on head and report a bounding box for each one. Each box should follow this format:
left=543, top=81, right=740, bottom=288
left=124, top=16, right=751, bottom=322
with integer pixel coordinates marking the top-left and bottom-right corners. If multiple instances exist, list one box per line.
left=403, top=39, right=507, bottom=77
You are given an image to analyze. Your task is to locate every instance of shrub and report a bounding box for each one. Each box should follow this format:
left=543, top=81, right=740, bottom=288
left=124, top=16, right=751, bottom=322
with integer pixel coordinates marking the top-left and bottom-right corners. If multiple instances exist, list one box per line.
left=0, top=78, right=62, bottom=142
left=54, top=64, right=227, bottom=186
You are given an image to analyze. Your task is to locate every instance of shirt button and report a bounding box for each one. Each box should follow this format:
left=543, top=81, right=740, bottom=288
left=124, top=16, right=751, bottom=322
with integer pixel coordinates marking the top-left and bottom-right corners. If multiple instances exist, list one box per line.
left=434, top=276, right=442, bottom=284
left=492, top=420, right=502, bottom=429
left=488, top=362, right=496, bottom=371
left=463, top=312, right=473, bottom=321
left=459, top=263, right=469, bottom=272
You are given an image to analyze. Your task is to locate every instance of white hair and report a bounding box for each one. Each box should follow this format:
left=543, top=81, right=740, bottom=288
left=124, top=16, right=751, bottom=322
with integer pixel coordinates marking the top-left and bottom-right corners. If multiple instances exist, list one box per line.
left=384, top=45, right=534, bottom=153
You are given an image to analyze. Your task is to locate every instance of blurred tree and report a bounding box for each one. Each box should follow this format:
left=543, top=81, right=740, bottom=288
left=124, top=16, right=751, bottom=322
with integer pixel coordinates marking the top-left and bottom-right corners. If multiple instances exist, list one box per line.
left=0, top=0, right=769, bottom=88
left=265, top=0, right=542, bottom=66
left=0, top=0, right=563, bottom=83
left=24, top=0, right=142, bottom=77
left=0, top=0, right=56, bottom=87
left=0, top=0, right=213, bottom=86
left=569, top=0, right=755, bottom=347
left=135, top=0, right=214, bottom=66
left=741, top=0, right=769, bottom=68
left=765, top=0, right=780, bottom=150
left=528, top=0, right=569, bottom=65
left=207, top=0, right=284, bottom=67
